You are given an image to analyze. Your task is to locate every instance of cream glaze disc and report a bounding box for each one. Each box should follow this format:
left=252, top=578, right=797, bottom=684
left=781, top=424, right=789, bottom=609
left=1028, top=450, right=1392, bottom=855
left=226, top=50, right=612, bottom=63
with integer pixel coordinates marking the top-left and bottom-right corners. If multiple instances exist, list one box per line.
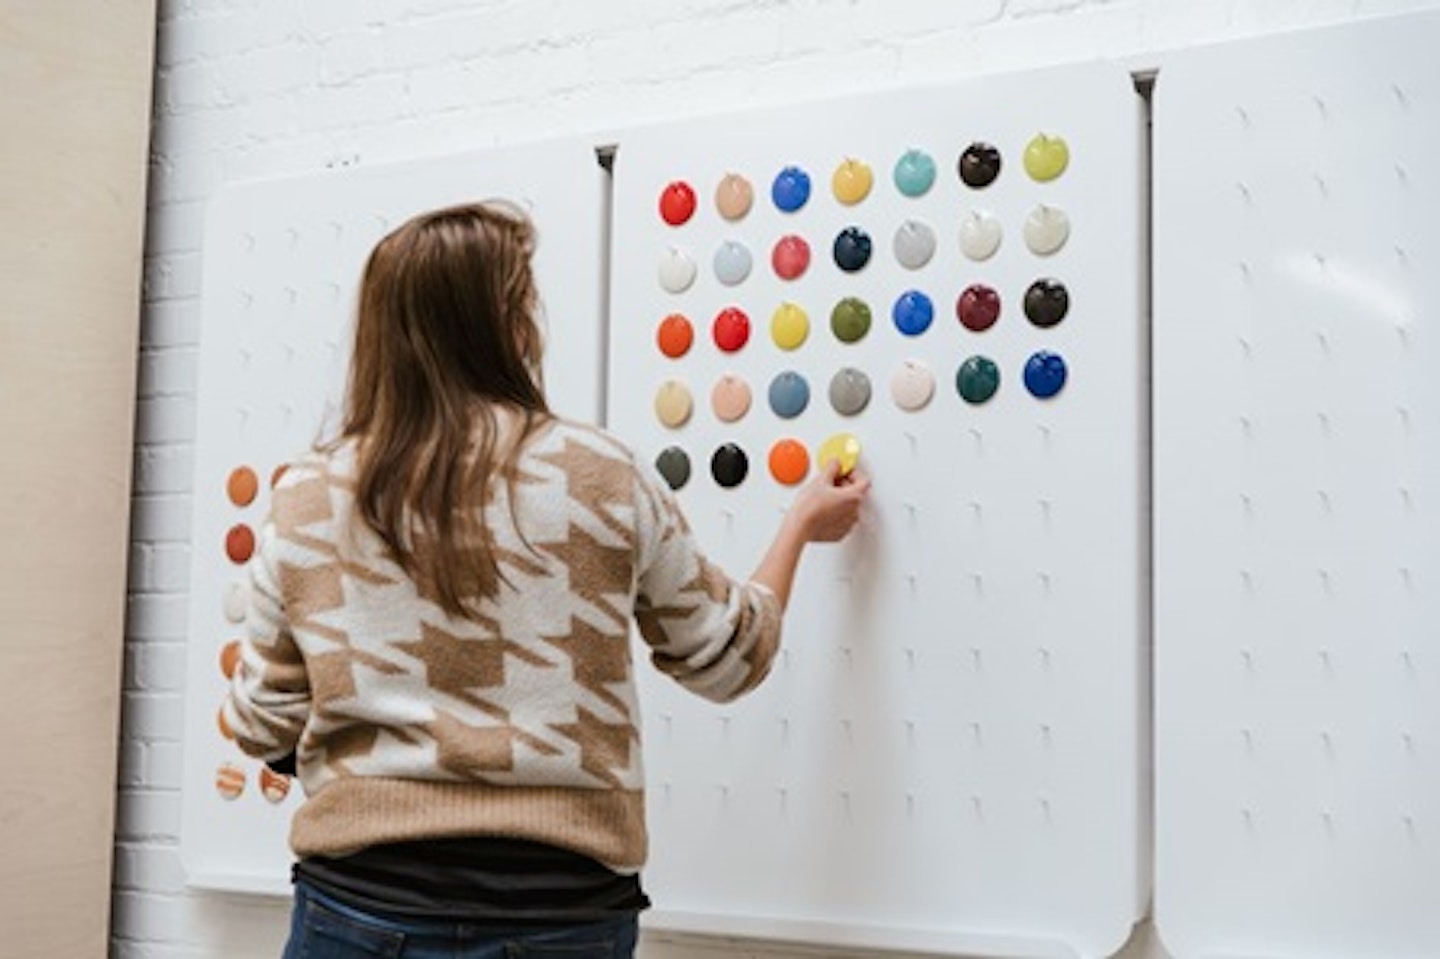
left=890, top=359, right=936, bottom=411
left=223, top=581, right=249, bottom=623
left=657, top=247, right=697, bottom=293
left=1024, top=204, right=1071, bottom=255
left=959, top=210, right=1003, bottom=261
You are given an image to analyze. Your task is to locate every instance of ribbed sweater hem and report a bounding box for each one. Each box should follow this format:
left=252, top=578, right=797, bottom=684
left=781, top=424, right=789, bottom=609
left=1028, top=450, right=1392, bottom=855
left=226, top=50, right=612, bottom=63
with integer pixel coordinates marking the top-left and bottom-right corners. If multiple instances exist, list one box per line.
left=290, top=779, right=648, bottom=872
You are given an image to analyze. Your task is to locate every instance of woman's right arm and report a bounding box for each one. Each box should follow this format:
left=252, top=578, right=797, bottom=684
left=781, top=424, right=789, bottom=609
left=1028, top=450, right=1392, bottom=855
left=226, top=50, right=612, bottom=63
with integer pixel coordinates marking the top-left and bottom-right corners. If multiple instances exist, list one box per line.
left=749, top=459, right=870, bottom=611
left=632, top=460, right=870, bottom=702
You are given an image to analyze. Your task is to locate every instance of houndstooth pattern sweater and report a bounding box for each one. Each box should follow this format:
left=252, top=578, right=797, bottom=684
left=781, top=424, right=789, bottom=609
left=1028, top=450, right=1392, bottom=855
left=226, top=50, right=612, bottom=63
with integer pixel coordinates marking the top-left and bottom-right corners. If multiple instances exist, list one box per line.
left=223, top=416, right=782, bottom=871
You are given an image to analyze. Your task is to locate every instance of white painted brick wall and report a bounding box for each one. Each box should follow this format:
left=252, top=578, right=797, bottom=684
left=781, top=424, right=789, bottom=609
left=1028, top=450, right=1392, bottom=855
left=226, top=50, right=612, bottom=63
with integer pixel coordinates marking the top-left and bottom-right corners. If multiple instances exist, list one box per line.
left=123, top=1, right=1440, bottom=957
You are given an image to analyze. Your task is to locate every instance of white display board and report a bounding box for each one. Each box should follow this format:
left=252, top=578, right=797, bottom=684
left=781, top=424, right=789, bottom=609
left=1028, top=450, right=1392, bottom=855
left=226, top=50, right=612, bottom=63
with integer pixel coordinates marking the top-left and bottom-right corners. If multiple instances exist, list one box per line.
left=179, top=138, right=607, bottom=893
left=608, top=64, right=1145, bottom=956
left=1153, top=11, right=1440, bottom=958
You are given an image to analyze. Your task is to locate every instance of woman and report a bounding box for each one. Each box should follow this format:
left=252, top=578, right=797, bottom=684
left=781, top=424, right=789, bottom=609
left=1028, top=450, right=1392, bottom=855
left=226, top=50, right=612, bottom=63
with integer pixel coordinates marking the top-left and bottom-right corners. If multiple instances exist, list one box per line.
left=223, top=201, right=870, bottom=958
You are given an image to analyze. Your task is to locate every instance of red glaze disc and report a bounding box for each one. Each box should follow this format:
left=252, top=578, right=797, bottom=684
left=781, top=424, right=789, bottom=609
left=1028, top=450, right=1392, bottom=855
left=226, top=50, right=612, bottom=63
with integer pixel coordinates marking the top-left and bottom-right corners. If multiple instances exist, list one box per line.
left=771, top=234, right=811, bottom=280
left=712, top=307, right=751, bottom=353
left=225, top=524, right=256, bottom=564
left=659, top=181, right=697, bottom=226
left=957, top=283, right=1002, bottom=332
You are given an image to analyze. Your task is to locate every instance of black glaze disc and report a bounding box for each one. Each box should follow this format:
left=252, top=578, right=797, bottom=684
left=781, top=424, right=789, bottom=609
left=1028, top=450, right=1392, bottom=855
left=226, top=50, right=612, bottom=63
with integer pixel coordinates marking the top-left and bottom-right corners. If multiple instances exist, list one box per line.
left=832, top=226, right=873, bottom=272
left=710, top=443, right=749, bottom=488
left=958, top=142, right=1002, bottom=188
left=1024, top=278, right=1070, bottom=328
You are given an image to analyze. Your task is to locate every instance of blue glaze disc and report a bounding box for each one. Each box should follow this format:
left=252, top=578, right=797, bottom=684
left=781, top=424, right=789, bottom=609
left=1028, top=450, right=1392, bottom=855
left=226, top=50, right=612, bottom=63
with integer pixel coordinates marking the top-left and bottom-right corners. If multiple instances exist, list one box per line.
left=1024, top=350, right=1068, bottom=399
left=768, top=370, right=811, bottom=419
left=892, top=290, right=934, bottom=336
left=772, top=165, right=812, bottom=213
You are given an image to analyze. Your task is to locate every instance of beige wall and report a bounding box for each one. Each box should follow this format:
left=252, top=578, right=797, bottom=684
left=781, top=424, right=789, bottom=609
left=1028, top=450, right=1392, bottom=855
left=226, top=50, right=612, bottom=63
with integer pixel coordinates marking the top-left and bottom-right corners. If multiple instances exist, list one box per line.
left=0, top=1, right=156, bottom=955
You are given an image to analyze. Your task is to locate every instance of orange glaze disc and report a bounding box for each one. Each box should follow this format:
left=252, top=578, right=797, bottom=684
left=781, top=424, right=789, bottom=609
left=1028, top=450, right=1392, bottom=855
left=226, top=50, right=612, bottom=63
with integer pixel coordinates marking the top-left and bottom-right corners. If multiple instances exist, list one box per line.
left=219, top=639, right=241, bottom=679
left=225, top=524, right=255, bottom=564
left=215, top=762, right=245, bottom=799
left=226, top=466, right=259, bottom=507
left=217, top=706, right=235, bottom=741
left=656, top=313, right=694, bottom=358
left=259, top=766, right=292, bottom=804
left=768, top=439, right=810, bottom=485
left=270, top=463, right=289, bottom=488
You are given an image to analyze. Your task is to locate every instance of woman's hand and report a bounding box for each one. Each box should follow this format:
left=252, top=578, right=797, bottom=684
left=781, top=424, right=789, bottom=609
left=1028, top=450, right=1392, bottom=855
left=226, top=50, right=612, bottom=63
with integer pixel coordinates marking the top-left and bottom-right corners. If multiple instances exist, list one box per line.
left=786, top=458, right=871, bottom=543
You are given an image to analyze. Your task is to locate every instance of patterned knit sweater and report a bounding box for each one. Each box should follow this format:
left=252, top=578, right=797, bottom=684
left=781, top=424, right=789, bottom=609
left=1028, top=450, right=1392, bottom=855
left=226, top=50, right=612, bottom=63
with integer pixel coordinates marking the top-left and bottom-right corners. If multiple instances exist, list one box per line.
left=223, top=416, right=782, bottom=872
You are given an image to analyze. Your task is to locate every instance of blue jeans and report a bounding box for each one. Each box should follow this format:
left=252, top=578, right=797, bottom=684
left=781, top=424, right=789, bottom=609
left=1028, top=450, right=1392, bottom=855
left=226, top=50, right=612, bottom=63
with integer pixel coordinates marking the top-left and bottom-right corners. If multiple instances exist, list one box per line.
left=282, top=879, right=639, bottom=958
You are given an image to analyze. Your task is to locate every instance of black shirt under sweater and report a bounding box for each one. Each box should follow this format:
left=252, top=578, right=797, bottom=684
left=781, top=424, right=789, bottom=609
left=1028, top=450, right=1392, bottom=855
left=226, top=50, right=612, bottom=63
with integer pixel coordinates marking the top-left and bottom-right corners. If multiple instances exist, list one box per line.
left=293, top=836, right=650, bottom=925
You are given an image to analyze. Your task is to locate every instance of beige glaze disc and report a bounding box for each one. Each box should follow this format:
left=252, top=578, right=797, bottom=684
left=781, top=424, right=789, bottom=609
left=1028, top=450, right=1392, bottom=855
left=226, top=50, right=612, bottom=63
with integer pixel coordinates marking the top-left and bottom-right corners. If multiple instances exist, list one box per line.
left=710, top=373, right=752, bottom=423
left=715, top=173, right=754, bottom=220
left=654, top=380, right=694, bottom=428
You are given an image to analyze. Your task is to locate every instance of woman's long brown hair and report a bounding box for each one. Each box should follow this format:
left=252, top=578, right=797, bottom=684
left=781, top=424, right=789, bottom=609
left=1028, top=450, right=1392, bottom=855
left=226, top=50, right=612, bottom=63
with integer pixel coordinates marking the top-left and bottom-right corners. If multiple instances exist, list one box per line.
left=338, top=201, right=550, bottom=620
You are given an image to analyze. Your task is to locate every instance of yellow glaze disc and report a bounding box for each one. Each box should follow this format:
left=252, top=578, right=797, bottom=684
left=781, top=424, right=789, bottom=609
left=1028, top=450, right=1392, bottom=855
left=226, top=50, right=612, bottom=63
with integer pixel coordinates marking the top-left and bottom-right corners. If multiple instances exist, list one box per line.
left=816, top=432, right=862, bottom=477
left=1023, top=133, right=1070, bottom=182
left=770, top=302, right=809, bottom=350
left=831, top=158, right=874, bottom=205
